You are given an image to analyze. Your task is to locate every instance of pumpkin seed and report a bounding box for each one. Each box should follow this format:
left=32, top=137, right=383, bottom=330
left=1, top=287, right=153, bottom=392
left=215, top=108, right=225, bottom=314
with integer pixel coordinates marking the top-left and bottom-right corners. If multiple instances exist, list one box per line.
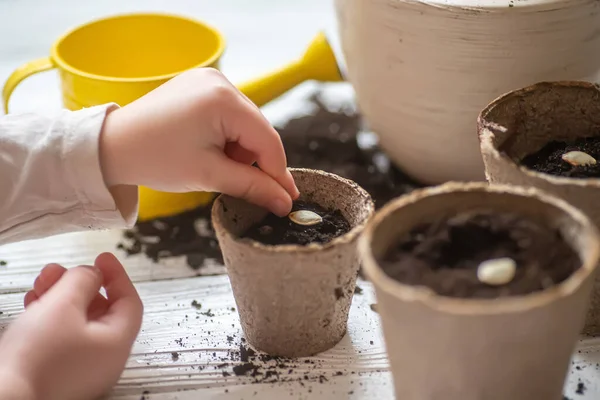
left=476, top=257, right=517, bottom=286
left=561, top=151, right=597, bottom=166
left=289, top=210, right=323, bottom=226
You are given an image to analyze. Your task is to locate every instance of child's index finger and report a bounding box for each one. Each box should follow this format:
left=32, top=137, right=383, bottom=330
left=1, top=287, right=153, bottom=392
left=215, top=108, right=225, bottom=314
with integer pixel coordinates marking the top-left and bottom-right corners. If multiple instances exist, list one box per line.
left=222, top=96, right=299, bottom=199
left=94, top=252, right=143, bottom=337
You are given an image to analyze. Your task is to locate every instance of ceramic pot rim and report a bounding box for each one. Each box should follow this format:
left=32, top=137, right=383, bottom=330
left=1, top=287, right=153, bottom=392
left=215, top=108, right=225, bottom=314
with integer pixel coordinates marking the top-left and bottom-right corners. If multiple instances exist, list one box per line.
left=359, top=182, right=600, bottom=315
left=211, top=168, right=375, bottom=254
left=478, top=80, right=600, bottom=188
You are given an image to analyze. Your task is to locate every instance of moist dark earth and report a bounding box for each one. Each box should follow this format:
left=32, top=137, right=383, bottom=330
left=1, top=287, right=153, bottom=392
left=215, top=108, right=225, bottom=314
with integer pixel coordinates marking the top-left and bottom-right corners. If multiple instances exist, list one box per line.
left=118, top=89, right=422, bottom=269
left=521, top=136, right=600, bottom=178
left=242, top=200, right=350, bottom=246
left=117, top=204, right=224, bottom=269
left=380, top=209, right=580, bottom=298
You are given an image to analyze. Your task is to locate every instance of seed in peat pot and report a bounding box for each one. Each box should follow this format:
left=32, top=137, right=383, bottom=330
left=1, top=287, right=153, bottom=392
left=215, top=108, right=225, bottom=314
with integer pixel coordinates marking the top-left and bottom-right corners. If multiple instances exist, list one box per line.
left=288, top=210, right=323, bottom=226
left=561, top=151, right=597, bottom=166
left=476, top=257, right=517, bottom=286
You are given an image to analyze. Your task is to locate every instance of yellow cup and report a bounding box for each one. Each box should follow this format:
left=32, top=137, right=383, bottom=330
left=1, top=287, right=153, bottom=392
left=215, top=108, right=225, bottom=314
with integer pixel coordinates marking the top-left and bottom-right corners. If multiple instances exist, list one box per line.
left=2, top=13, right=343, bottom=221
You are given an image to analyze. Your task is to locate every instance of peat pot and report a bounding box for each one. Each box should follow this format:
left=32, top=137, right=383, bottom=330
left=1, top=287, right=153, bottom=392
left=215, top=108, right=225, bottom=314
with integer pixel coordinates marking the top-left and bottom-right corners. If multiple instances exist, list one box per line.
left=212, top=168, right=374, bottom=357
left=359, top=182, right=600, bottom=400
left=479, top=80, right=600, bottom=335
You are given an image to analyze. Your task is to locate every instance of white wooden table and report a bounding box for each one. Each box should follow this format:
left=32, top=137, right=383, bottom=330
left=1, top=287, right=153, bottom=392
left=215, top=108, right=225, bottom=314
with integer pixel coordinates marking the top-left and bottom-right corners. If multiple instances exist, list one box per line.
left=0, top=1, right=598, bottom=398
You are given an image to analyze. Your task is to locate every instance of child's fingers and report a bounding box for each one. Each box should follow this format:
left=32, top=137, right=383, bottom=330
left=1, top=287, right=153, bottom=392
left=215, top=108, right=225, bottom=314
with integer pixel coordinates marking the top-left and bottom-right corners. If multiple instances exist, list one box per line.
left=204, top=152, right=293, bottom=217
left=221, top=98, right=299, bottom=200
left=31, top=263, right=108, bottom=318
left=24, top=290, right=38, bottom=308
left=87, top=293, right=110, bottom=321
left=224, top=142, right=256, bottom=165
left=94, top=253, right=143, bottom=337
left=33, top=263, right=67, bottom=297
left=44, top=265, right=103, bottom=311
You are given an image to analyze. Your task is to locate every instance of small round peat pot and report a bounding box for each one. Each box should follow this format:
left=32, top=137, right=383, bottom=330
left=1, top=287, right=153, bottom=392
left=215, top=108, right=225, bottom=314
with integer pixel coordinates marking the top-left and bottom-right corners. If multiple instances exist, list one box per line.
left=359, top=182, right=600, bottom=400
left=212, top=168, right=374, bottom=357
left=478, top=80, right=600, bottom=335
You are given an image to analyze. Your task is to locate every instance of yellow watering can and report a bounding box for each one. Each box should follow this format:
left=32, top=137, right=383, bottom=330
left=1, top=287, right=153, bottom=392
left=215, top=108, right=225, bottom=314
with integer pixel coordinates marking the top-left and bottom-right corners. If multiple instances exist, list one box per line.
left=2, top=13, right=343, bottom=221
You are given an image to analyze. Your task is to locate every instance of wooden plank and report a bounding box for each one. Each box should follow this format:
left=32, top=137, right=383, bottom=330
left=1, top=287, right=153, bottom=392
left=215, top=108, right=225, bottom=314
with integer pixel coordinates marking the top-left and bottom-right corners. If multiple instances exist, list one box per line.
left=0, top=275, right=597, bottom=399
left=0, top=231, right=225, bottom=294
left=0, top=275, right=392, bottom=399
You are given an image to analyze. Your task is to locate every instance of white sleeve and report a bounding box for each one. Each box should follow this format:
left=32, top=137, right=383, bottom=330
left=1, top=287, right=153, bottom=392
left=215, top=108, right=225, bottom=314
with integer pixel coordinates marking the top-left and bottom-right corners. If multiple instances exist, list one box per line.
left=0, top=104, right=139, bottom=245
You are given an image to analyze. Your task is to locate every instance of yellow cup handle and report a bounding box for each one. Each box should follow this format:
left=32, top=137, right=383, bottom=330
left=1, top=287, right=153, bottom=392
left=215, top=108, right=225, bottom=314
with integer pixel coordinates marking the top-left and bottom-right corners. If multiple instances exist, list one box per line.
left=2, top=57, right=55, bottom=114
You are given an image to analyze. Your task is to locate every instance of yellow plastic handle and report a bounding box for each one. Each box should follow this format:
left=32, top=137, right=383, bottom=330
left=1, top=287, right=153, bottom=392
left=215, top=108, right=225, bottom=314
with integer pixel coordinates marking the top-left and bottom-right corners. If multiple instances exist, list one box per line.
left=237, top=31, right=343, bottom=108
left=238, top=61, right=306, bottom=108
left=2, top=57, right=55, bottom=114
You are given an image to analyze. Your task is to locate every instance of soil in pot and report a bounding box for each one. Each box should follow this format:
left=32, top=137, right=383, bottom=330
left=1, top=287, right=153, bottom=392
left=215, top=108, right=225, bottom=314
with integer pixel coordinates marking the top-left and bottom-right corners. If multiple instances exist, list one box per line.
left=242, top=200, right=351, bottom=246
left=380, top=209, right=580, bottom=298
left=521, top=136, right=600, bottom=178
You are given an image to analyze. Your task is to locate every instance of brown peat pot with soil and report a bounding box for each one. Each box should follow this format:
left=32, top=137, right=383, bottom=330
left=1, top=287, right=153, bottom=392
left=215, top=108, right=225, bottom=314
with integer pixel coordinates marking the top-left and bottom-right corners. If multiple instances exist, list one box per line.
left=212, top=168, right=374, bottom=357
left=478, top=81, right=600, bottom=335
left=359, top=182, right=600, bottom=400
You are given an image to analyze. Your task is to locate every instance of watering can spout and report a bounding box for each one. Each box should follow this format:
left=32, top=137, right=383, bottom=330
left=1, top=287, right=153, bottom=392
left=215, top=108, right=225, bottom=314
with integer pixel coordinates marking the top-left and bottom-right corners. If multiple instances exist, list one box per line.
left=237, top=31, right=343, bottom=108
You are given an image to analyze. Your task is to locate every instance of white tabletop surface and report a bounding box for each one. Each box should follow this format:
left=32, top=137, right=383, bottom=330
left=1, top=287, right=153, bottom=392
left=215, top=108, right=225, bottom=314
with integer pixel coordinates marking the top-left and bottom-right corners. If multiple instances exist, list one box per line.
left=0, top=1, right=598, bottom=399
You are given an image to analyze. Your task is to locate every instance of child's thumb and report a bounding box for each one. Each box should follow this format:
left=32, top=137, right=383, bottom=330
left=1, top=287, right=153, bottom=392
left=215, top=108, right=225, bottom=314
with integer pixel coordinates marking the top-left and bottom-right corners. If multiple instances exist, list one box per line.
left=44, top=266, right=103, bottom=311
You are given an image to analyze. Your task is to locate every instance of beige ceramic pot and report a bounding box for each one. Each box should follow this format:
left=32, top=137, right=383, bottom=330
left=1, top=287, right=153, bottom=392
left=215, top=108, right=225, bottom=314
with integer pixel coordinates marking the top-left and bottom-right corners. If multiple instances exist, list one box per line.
left=479, top=80, right=600, bottom=335
left=359, top=182, right=600, bottom=400
left=212, top=168, right=374, bottom=357
left=334, top=0, right=600, bottom=184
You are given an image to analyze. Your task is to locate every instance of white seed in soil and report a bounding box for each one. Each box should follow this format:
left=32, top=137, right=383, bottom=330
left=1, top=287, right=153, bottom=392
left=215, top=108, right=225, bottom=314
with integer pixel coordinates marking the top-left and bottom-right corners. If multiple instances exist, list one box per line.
left=561, top=151, right=597, bottom=166
left=288, top=210, right=323, bottom=226
left=476, top=257, right=517, bottom=286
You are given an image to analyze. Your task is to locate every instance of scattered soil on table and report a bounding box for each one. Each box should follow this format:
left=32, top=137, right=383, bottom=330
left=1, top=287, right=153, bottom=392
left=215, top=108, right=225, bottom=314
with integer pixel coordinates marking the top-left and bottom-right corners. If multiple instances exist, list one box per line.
left=242, top=200, right=350, bottom=246
left=117, top=204, right=223, bottom=270
left=280, top=93, right=422, bottom=205
left=191, top=300, right=202, bottom=310
left=214, top=340, right=345, bottom=386
left=167, top=326, right=374, bottom=396
left=521, top=136, right=600, bottom=178
left=380, top=209, right=580, bottom=298
left=117, top=88, right=423, bottom=270
left=576, top=381, right=586, bottom=395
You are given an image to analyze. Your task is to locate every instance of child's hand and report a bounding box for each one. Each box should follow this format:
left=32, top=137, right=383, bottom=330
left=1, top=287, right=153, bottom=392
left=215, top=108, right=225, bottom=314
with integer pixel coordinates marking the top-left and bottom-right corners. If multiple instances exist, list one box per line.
left=99, top=68, right=300, bottom=217
left=0, top=253, right=143, bottom=400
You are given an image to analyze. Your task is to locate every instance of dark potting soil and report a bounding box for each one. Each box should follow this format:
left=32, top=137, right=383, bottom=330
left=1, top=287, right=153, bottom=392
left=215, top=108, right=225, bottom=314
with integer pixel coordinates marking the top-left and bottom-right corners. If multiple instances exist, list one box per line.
left=117, top=88, right=422, bottom=269
left=242, top=200, right=351, bottom=246
left=380, top=209, right=580, bottom=299
left=521, top=136, right=600, bottom=178
left=117, top=204, right=223, bottom=269
left=212, top=339, right=359, bottom=390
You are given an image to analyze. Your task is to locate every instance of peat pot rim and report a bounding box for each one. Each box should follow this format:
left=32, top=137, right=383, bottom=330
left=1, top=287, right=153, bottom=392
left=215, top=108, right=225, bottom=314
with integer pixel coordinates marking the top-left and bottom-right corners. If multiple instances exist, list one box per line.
left=359, top=181, right=600, bottom=315
left=478, top=80, right=600, bottom=188
left=212, top=168, right=375, bottom=254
